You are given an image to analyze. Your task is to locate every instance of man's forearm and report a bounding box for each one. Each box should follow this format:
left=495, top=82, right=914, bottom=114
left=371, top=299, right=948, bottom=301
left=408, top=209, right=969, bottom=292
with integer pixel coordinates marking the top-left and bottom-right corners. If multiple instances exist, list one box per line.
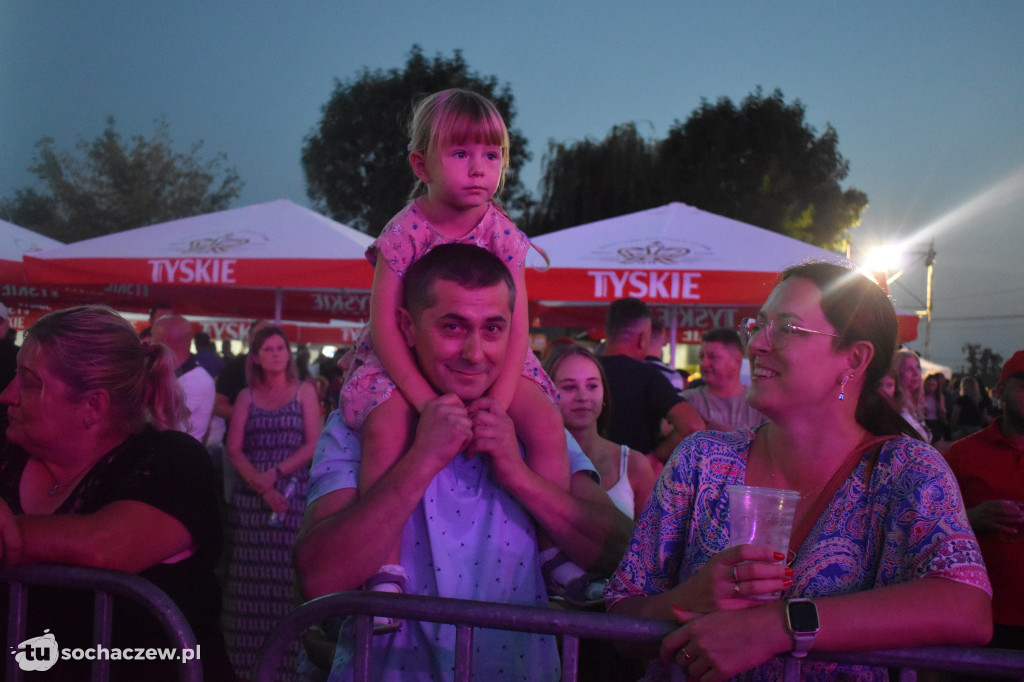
left=655, top=401, right=706, bottom=462
left=503, top=467, right=632, bottom=573
left=572, top=491, right=634, bottom=574
left=294, top=444, right=443, bottom=598
left=653, top=429, right=684, bottom=463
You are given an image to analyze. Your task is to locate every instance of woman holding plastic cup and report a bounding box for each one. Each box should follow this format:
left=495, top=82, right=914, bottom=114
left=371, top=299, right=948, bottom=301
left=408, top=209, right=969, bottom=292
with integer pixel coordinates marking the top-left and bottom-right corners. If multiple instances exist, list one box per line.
left=606, top=262, right=992, bottom=680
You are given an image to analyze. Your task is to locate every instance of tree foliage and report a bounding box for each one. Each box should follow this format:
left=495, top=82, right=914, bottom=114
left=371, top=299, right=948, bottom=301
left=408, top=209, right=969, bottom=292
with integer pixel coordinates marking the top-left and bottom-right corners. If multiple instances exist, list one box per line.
left=527, top=88, right=867, bottom=248
left=522, top=123, right=661, bottom=236
left=1, top=118, right=242, bottom=242
left=301, top=46, right=532, bottom=234
left=960, top=343, right=1004, bottom=390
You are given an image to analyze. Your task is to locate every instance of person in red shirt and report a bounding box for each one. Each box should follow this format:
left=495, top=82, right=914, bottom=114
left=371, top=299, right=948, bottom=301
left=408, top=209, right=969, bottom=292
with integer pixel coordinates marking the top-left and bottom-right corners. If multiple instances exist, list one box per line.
left=946, top=350, right=1024, bottom=649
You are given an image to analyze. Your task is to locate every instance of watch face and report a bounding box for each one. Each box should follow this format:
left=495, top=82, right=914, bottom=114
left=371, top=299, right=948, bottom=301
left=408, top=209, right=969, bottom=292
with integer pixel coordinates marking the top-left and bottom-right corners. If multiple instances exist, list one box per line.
left=787, top=600, right=820, bottom=633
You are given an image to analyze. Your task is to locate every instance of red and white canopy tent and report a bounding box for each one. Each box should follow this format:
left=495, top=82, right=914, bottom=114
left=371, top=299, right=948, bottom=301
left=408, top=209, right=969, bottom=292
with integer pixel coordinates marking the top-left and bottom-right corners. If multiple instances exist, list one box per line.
left=0, top=219, right=81, bottom=330
left=1, top=219, right=63, bottom=284
left=524, top=203, right=918, bottom=354
left=22, top=200, right=375, bottom=329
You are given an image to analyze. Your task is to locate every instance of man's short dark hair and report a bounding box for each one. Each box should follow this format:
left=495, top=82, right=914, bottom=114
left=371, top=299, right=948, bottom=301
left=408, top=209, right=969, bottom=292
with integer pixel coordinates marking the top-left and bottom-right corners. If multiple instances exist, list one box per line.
left=701, top=327, right=744, bottom=354
left=605, top=298, right=651, bottom=341
left=148, top=302, right=173, bottom=321
left=193, top=331, right=213, bottom=349
left=403, top=244, right=516, bottom=318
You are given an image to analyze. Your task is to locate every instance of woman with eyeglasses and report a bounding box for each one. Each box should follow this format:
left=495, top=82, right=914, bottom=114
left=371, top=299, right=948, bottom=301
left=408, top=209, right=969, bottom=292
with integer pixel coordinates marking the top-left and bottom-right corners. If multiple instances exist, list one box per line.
left=605, top=262, right=991, bottom=680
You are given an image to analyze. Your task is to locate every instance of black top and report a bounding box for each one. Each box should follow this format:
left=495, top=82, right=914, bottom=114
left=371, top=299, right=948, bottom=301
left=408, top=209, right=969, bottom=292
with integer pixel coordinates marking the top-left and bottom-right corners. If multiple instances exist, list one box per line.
left=597, top=354, right=686, bottom=454
left=0, top=427, right=235, bottom=681
left=215, top=353, right=248, bottom=403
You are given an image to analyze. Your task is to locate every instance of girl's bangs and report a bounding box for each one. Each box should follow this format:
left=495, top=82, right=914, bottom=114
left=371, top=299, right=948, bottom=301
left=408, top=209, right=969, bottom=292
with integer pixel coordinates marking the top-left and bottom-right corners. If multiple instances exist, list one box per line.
left=432, top=108, right=509, bottom=156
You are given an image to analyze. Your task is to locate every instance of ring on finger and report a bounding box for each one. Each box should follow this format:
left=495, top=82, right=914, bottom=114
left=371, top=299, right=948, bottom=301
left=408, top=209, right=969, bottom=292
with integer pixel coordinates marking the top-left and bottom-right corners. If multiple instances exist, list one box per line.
left=732, top=565, right=739, bottom=582
left=734, top=582, right=740, bottom=595
left=682, top=648, right=694, bottom=661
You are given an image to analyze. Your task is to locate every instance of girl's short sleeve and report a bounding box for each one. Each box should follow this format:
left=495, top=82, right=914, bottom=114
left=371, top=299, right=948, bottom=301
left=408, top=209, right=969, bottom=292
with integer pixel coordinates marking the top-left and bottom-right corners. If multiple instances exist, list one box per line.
left=371, top=204, right=432, bottom=279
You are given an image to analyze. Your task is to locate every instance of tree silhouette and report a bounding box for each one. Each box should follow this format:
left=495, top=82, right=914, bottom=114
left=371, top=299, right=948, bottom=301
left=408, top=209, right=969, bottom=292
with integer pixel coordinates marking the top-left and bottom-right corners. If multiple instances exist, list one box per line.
left=960, top=342, right=1004, bottom=390
left=521, top=123, right=660, bottom=236
left=302, top=46, right=531, bottom=234
left=527, top=88, right=866, bottom=248
left=1, top=117, right=242, bottom=242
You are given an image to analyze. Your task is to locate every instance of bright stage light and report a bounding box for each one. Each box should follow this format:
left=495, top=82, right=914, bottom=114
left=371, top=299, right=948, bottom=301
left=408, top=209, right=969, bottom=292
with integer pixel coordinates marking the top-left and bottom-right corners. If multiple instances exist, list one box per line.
left=861, top=243, right=905, bottom=274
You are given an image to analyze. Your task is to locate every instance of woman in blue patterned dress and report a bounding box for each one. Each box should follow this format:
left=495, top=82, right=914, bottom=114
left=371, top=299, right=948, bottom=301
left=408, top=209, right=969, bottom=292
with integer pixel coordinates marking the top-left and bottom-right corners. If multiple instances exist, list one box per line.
left=223, top=325, right=322, bottom=680
left=606, top=262, right=993, bottom=680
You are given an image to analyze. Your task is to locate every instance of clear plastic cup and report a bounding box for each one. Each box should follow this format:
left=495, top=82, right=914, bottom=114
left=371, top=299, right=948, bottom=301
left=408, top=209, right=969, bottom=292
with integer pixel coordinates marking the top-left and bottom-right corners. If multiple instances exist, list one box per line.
left=726, top=485, right=801, bottom=599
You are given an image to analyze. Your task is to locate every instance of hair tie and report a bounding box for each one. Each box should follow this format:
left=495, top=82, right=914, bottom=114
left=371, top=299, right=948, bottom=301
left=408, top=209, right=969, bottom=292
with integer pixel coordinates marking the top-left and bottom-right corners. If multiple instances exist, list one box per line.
left=141, top=341, right=159, bottom=359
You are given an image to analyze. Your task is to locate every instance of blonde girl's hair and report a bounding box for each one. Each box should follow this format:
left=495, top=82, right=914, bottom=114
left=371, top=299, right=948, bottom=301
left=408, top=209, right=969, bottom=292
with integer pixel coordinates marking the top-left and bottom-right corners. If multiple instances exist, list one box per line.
left=24, top=305, right=187, bottom=433
left=407, top=88, right=511, bottom=201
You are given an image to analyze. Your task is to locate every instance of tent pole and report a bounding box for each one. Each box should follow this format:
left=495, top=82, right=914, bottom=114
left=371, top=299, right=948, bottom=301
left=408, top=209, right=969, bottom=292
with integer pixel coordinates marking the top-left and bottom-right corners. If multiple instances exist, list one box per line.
left=668, top=307, right=678, bottom=366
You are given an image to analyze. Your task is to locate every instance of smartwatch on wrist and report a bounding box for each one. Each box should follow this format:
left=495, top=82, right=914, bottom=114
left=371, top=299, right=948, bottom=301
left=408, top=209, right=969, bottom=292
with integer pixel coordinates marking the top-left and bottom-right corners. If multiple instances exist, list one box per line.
left=785, top=598, right=819, bottom=657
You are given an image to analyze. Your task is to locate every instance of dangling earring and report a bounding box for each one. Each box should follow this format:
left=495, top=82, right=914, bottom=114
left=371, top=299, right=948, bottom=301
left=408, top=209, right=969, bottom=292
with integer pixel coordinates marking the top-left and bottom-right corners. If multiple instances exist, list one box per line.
left=839, top=374, right=854, bottom=401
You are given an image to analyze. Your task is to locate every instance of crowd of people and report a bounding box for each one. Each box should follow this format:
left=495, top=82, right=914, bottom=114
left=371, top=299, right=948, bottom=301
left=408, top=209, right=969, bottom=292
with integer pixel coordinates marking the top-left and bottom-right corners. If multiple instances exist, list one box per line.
left=1, top=87, right=1020, bottom=682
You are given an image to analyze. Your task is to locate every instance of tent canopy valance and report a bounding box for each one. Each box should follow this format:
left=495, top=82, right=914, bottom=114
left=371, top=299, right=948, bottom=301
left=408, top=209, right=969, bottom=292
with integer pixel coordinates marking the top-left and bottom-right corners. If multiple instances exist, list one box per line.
left=524, top=203, right=918, bottom=344
left=21, top=200, right=375, bottom=323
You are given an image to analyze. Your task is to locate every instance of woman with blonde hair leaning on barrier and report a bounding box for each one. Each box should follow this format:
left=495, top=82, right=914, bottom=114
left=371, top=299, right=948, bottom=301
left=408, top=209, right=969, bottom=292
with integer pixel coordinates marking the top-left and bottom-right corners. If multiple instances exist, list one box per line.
left=0, top=305, right=234, bottom=681
left=606, top=262, right=992, bottom=681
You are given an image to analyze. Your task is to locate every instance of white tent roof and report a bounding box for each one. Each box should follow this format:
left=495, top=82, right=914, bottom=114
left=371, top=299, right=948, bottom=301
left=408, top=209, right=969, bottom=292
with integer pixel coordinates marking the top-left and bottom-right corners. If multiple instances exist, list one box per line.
left=526, top=202, right=849, bottom=306
left=1, top=219, right=62, bottom=259
left=24, top=199, right=374, bottom=289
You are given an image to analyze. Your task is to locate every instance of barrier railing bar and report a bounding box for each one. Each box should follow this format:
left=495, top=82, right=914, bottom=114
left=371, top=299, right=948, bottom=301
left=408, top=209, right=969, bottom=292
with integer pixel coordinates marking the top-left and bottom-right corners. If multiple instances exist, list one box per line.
left=801, top=645, right=1024, bottom=677
left=6, top=581, right=29, bottom=682
left=352, top=614, right=371, bottom=682
left=562, top=634, right=580, bottom=682
left=454, top=624, right=472, bottom=682
left=252, top=591, right=1024, bottom=681
left=91, top=590, right=114, bottom=682
left=1, top=565, right=202, bottom=682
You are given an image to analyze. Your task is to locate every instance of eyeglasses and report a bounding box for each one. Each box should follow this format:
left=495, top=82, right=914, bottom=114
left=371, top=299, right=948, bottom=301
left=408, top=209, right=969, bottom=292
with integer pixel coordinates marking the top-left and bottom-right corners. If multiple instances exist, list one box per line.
left=738, top=317, right=841, bottom=350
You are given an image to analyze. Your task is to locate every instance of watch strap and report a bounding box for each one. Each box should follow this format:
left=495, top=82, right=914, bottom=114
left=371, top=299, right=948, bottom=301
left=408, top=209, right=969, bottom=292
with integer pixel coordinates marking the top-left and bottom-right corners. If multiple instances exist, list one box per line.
left=786, top=599, right=819, bottom=658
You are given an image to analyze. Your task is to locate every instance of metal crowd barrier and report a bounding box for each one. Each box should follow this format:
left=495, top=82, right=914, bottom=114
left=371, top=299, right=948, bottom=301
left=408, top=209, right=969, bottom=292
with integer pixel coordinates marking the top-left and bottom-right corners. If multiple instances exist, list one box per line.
left=2, top=564, right=202, bottom=682
left=252, top=591, right=1024, bottom=682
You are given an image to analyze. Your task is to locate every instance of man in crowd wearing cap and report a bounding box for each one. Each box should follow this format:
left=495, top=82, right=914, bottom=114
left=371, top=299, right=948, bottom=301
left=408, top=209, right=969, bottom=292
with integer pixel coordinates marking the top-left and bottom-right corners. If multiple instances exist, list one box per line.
left=946, top=350, right=1024, bottom=649
left=0, top=302, right=17, bottom=433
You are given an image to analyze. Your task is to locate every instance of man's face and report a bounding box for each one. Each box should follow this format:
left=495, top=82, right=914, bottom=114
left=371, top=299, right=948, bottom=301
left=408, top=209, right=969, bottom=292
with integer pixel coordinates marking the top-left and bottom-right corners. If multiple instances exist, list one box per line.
left=400, top=278, right=512, bottom=402
left=699, top=341, right=743, bottom=391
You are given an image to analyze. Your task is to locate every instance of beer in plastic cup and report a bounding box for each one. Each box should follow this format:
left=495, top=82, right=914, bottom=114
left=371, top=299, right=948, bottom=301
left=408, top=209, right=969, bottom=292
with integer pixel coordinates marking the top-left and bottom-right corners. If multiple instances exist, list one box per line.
left=726, top=485, right=801, bottom=599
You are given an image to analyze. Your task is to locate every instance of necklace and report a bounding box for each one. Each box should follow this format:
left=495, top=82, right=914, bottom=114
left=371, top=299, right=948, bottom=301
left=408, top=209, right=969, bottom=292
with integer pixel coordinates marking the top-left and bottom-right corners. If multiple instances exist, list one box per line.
left=37, top=459, right=95, bottom=497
